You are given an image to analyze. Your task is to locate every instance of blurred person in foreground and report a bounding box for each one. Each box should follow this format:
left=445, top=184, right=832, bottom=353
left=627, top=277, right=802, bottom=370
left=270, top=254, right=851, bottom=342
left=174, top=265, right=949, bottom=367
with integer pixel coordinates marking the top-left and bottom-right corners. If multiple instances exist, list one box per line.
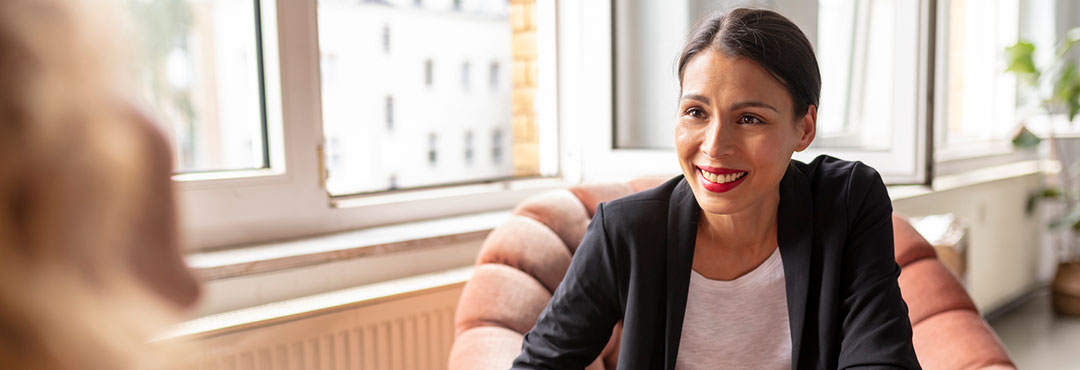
left=0, top=0, right=201, bottom=369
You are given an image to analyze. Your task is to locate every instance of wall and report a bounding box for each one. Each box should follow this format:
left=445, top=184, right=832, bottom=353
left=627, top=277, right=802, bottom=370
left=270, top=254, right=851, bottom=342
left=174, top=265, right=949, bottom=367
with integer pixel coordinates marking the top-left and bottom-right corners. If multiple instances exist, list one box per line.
left=510, top=0, right=539, bottom=176
left=892, top=171, right=1046, bottom=312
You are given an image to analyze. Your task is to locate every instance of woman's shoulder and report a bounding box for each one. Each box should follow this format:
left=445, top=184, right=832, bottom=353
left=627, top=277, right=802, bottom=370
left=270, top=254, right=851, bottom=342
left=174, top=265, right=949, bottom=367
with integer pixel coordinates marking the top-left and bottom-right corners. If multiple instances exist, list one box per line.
left=790, top=155, right=891, bottom=219
left=792, top=155, right=886, bottom=194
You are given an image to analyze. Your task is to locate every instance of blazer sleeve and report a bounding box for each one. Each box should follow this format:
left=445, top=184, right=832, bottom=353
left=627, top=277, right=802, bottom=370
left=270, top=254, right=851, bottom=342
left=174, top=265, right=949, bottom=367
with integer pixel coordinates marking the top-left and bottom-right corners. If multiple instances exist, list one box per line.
left=837, top=163, right=922, bottom=370
left=511, top=202, right=623, bottom=370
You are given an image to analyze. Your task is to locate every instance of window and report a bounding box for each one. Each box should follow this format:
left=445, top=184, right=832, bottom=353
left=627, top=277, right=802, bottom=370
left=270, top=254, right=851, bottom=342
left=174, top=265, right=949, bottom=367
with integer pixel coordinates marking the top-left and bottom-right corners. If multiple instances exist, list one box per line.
left=385, top=95, right=394, bottom=130
left=465, top=130, right=475, bottom=165
left=462, top=61, right=471, bottom=90
left=141, top=0, right=555, bottom=249
left=816, top=0, right=898, bottom=150
left=318, top=0, right=549, bottom=196
left=382, top=24, right=390, bottom=53
left=489, top=61, right=500, bottom=90
left=124, top=0, right=268, bottom=173
left=142, top=0, right=1061, bottom=254
left=428, top=132, right=438, bottom=166
left=934, top=0, right=1020, bottom=156
left=425, top=59, right=434, bottom=87
left=492, top=129, right=504, bottom=164
left=599, top=0, right=931, bottom=184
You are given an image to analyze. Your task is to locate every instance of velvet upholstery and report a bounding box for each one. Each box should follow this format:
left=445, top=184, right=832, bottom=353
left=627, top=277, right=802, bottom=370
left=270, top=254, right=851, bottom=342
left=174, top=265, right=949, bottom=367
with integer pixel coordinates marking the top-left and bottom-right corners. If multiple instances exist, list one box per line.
left=451, top=179, right=1015, bottom=370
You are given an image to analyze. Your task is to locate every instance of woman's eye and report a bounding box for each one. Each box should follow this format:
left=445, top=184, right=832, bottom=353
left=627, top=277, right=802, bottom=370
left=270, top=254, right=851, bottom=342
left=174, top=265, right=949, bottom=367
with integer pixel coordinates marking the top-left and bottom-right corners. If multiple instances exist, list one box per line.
left=684, top=108, right=705, bottom=119
left=738, top=115, right=764, bottom=125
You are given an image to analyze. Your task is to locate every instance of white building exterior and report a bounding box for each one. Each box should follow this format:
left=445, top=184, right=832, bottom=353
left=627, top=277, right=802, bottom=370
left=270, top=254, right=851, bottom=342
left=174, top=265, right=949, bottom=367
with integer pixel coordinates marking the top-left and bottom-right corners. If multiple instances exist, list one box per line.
left=318, top=0, right=513, bottom=195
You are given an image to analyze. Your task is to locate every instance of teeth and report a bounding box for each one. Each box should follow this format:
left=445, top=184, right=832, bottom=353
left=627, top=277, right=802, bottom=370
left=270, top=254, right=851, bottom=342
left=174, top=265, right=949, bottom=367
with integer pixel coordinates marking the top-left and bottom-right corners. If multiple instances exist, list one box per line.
left=701, top=169, right=745, bottom=184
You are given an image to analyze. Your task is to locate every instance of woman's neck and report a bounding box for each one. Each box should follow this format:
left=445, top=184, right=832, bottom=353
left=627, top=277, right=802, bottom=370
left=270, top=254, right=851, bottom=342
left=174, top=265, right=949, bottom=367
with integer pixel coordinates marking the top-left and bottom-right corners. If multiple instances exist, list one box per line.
left=697, top=189, right=781, bottom=255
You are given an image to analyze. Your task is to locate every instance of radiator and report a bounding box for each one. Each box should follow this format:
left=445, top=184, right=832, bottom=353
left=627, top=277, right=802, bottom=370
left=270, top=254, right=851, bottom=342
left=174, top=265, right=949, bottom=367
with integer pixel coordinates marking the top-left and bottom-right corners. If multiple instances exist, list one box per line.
left=178, top=284, right=464, bottom=370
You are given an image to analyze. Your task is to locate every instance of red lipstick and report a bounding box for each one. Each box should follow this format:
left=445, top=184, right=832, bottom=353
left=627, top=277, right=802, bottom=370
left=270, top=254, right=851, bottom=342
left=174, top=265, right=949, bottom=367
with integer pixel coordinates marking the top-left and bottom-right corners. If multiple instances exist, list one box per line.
left=696, top=165, right=748, bottom=193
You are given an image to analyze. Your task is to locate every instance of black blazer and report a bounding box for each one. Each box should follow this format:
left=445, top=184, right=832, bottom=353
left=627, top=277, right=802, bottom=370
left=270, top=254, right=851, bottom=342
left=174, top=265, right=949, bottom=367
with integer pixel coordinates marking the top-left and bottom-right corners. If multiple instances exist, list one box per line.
left=511, top=156, right=921, bottom=370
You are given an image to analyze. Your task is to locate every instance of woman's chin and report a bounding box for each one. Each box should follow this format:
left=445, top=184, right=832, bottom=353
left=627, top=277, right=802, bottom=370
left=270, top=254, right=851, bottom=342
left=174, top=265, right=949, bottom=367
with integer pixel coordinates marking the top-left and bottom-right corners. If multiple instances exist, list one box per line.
left=694, top=197, right=744, bottom=216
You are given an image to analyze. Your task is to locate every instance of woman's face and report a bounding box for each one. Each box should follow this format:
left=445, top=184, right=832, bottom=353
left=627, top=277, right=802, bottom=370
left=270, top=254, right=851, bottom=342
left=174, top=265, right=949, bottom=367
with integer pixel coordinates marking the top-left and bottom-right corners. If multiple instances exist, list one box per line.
left=676, top=49, right=815, bottom=216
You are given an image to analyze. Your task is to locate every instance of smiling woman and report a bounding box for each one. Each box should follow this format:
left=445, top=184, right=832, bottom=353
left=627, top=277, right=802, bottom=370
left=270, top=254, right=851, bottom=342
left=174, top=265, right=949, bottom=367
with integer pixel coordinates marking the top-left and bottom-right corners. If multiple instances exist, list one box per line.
left=512, top=8, right=920, bottom=370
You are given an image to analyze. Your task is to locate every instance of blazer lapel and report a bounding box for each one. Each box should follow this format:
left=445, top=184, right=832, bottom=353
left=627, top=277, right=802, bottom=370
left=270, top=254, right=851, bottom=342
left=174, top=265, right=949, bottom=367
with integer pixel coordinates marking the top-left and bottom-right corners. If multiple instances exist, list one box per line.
left=664, top=177, right=699, bottom=370
left=777, top=160, right=813, bottom=369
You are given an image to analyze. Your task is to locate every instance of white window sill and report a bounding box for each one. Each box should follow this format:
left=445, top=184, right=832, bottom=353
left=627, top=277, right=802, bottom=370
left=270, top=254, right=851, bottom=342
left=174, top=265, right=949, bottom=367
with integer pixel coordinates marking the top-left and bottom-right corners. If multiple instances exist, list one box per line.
left=186, top=210, right=510, bottom=281
left=162, top=266, right=473, bottom=341
left=187, top=157, right=1054, bottom=282
left=888, top=159, right=1052, bottom=200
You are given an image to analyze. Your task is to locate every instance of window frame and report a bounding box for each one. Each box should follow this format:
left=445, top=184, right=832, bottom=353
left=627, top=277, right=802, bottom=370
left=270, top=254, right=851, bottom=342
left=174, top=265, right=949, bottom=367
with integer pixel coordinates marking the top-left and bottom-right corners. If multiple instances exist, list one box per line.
left=931, top=0, right=1023, bottom=168
left=175, top=0, right=566, bottom=250
left=588, top=0, right=934, bottom=185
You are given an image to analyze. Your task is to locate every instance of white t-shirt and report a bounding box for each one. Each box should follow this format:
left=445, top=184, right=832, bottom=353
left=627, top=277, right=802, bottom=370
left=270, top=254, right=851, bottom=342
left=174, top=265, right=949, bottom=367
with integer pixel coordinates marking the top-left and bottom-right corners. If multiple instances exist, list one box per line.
left=675, top=247, right=792, bottom=370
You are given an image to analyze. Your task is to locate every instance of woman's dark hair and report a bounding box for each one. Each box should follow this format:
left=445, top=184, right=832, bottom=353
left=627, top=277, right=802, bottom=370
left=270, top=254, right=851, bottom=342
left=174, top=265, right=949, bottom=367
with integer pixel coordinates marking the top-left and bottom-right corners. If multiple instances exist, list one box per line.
left=678, top=8, right=821, bottom=117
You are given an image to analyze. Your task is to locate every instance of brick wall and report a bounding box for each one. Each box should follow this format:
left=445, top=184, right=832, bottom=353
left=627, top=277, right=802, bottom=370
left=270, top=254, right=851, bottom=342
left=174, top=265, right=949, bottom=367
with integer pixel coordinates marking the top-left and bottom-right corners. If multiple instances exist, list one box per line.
left=510, top=0, right=538, bottom=176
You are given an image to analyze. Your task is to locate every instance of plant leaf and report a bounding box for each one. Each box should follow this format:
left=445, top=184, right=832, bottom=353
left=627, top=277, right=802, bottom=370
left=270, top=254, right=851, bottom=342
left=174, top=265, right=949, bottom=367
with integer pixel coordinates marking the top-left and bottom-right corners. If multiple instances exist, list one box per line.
left=1055, top=64, right=1076, bottom=100
left=1006, top=41, right=1039, bottom=82
left=1063, top=27, right=1080, bottom=55
left=1012, top=124, right=1042, bottom=148
left=1042, top=188, right=1065, bottom=198
left=1050, top=203, right=1080, bottom=229
left=1028, top=193, right=1040, bottom=215
left=1027, top=187, right=1065, bottom=215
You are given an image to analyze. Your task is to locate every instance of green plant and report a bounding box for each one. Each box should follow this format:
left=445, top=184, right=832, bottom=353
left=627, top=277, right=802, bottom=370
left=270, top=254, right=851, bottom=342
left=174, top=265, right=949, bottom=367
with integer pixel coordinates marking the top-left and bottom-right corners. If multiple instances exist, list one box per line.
left=1006, top=29, right=1080, bottom=260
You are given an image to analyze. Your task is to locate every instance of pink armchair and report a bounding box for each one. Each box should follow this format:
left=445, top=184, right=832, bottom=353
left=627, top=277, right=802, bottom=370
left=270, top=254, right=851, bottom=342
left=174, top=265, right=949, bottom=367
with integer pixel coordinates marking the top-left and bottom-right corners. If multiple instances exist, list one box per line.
left=450, top=178, right=1014, bottom=370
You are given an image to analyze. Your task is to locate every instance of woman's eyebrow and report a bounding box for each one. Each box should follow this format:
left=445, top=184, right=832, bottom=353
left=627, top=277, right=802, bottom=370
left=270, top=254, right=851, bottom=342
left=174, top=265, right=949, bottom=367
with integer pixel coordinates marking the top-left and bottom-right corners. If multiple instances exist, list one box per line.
left=680, top=94, right=710, bottom=105
left=729, top=101, right=779, bottom=113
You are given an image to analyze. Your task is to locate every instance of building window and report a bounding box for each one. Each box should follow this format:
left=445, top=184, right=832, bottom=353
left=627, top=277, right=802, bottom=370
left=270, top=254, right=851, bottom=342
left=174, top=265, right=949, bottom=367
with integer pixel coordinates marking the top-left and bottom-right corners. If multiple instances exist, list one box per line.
left=492, top=129, right=503, bottom=164
left=464, top=131, right=474, bottom=165
left=381, top=24, right=390, bottom=53
left=424, top=59, right=433, bottom=87
left=462, top=61, right=471, bottom=90
left=317, top=0, right=534, bottom=196
left=428, top=132, right=438, bottom=166
left=385, top=95, right=393, bottom=130
left=453, top=0, right=462, bottom=11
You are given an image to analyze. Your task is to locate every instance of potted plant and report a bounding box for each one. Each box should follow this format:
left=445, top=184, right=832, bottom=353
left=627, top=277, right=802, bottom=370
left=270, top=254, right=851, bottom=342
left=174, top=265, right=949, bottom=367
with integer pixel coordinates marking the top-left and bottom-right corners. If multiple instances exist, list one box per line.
left=1005, top=28, right=1080, bottom=316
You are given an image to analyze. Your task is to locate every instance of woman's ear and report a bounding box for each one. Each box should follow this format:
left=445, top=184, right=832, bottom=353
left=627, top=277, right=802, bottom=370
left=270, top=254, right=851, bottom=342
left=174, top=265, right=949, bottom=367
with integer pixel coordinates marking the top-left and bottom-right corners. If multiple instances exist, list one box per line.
left=794, top=105, right=817, bottom=152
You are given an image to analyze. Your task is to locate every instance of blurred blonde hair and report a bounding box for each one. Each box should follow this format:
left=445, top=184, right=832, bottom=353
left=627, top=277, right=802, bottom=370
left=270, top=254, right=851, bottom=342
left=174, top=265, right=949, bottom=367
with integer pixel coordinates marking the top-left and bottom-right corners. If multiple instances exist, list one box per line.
left=0, top=0, right=198, bottom=369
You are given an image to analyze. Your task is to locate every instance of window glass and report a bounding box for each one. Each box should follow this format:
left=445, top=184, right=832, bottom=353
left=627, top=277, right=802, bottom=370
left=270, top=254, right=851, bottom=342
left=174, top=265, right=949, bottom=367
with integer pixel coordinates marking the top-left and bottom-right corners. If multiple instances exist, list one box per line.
left=124, top=0, right=268, bottom=173
left=935, top=0, right=1019, bottom=151
left=318, top=0, right=538, bottom=195
left=462, top=61, right=471, bottom=90
left=610, top=0, right=929, bottom=183
left=815, top=0, right=896, bottom=150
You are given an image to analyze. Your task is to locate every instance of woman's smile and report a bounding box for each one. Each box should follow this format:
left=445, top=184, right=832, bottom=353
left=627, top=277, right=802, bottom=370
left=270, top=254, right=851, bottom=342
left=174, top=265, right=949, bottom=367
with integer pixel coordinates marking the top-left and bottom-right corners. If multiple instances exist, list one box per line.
left=696, top=165, right=748, bottom=193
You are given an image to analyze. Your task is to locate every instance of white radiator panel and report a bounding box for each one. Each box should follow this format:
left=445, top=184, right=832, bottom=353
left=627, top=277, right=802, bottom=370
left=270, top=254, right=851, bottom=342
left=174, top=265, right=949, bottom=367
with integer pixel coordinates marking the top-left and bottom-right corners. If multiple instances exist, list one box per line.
left=180, top=285, right=462, bottom=370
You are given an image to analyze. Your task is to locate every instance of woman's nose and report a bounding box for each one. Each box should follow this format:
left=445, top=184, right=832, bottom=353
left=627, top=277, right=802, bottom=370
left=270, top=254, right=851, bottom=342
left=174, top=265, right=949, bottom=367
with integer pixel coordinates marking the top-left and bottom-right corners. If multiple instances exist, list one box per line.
left=700, top=119, right=736, bottom=158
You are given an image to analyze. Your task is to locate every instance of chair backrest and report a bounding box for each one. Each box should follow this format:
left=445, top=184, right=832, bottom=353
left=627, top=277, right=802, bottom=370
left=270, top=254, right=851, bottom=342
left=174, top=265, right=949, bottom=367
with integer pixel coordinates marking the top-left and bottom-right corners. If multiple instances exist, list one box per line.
left=451, top=179, right=1015, bottom=370
left=892, top=215, right=1015, bottom=370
